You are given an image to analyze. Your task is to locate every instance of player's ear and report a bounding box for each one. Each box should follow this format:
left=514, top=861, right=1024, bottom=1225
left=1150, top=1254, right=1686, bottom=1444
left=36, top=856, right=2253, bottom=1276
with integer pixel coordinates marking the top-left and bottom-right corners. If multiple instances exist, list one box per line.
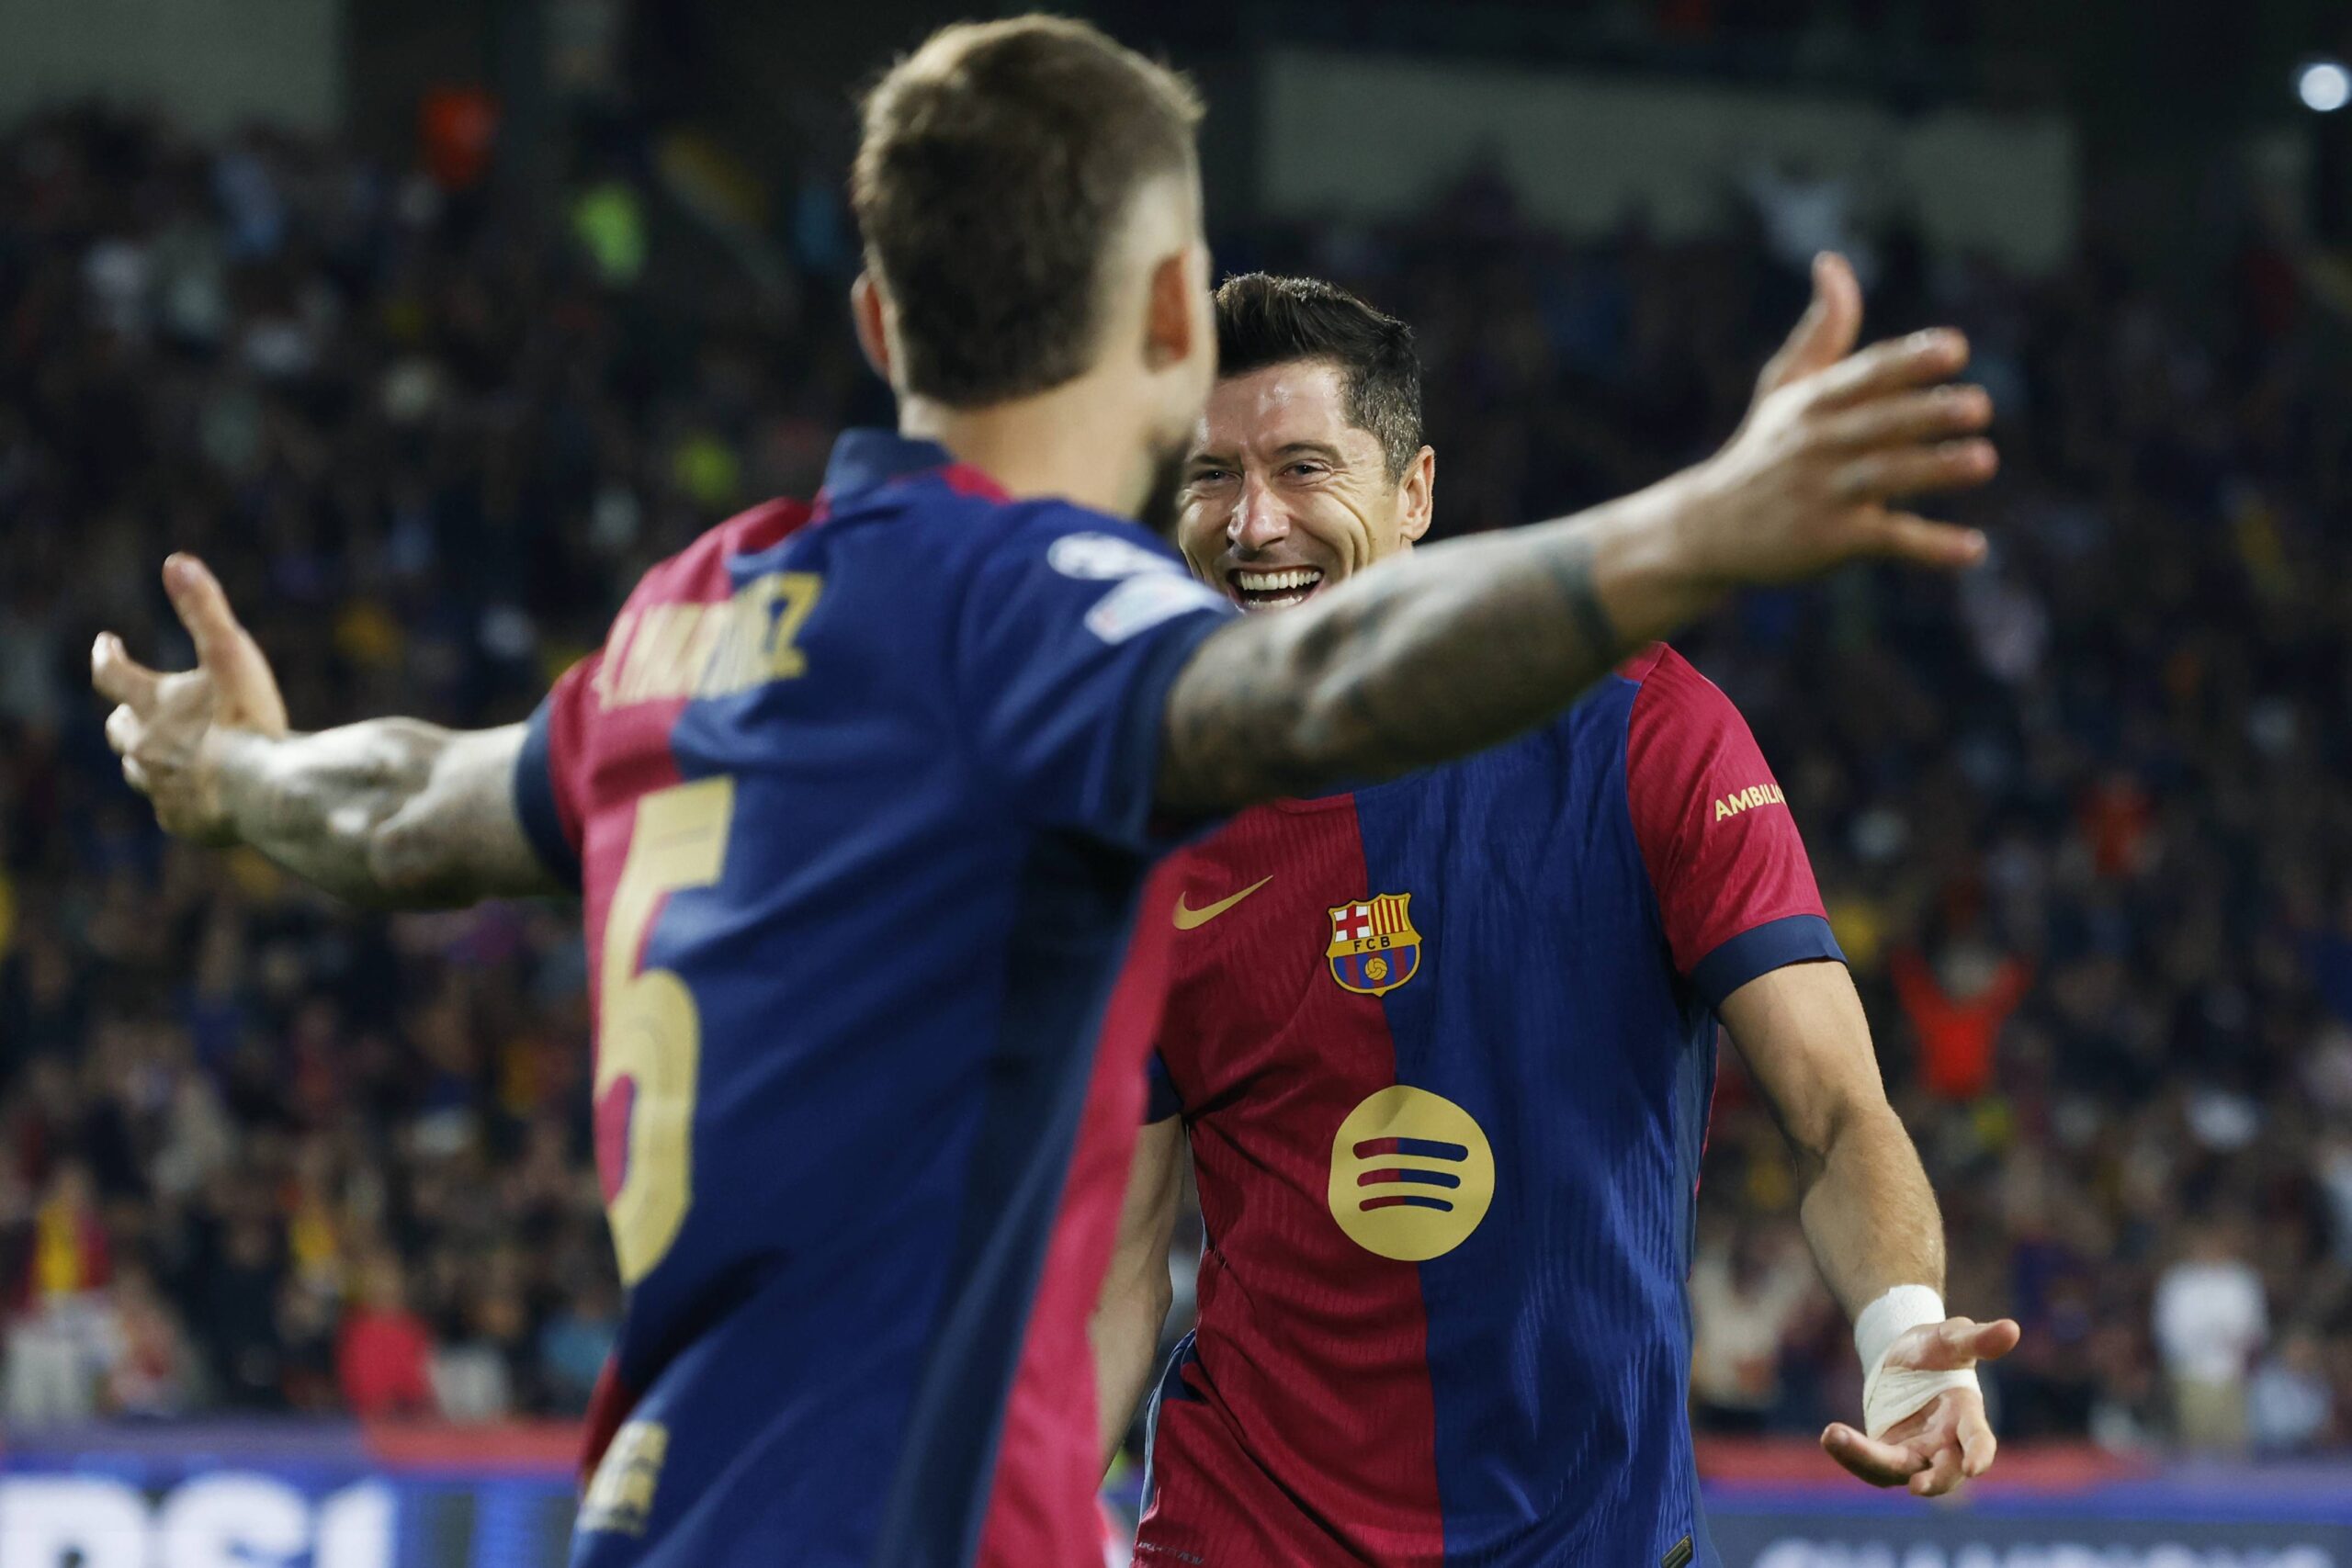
left=1397, top=446, right=1436, bottom=545
left=1142, top=246, right=1199, bottom=373
left=851, top=273, right=894, bottom=384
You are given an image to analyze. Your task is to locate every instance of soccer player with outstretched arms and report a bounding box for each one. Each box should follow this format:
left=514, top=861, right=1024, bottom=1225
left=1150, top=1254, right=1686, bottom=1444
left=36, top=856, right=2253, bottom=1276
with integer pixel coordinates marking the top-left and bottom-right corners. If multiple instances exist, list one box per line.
left=1091, top=268, right=2017, bottom=1568
left=95, top=17, right=1998, bottom=1568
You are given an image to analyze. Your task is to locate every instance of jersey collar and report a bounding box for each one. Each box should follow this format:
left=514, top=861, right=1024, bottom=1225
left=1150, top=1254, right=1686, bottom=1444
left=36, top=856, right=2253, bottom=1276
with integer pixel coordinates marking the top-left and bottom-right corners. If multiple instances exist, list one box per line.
left=820, top=428, right=1009, bottom=505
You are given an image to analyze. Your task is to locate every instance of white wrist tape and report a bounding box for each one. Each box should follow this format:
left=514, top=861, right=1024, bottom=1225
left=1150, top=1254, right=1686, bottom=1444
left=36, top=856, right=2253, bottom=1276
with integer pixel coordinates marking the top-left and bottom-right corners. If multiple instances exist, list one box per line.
left=1855, top=1285, right=1978, bottom=1438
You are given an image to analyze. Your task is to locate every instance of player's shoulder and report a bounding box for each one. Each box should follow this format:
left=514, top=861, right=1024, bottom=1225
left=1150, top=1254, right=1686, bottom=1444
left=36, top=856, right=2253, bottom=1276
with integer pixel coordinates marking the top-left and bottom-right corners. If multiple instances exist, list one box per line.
left=859, top=482, right=1193, bottom=585
left=1555, top=642, right=1759, bottom=799
left=1614, top=641, right=1705, bottom=694
left=615, top=497, right=816, bottom=613
left=1618, top=643, right=1781, bottom=818
left=1615, top=642, right=1746, bottom=730
left=958, top=499, right=1227, bottom=649
left=984, top=496, right=1189, bottom=569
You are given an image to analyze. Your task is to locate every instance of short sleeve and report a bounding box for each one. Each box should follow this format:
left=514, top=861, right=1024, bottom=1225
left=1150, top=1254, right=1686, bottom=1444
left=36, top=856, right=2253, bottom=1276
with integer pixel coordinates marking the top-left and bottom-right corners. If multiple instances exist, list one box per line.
left=1622, top=646, right=1842, bottom=1010
left=956, top=509, right=1235, bottom=852
left=513, top=652, right=601, bottom=893
left=1144, top=1050, right=1184, bottom=1122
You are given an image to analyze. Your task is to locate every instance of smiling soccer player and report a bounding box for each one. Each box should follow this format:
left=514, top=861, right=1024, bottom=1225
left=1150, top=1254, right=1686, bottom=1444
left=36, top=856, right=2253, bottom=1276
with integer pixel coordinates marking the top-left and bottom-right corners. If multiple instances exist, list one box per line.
left=1097, top=267, right=2021, bottom=1568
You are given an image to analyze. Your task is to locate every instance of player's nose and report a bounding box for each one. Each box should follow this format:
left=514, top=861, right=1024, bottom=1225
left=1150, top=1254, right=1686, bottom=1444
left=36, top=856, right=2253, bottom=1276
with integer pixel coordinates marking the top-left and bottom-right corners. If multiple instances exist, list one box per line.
left=1228, top=472, right=1290, bottom=554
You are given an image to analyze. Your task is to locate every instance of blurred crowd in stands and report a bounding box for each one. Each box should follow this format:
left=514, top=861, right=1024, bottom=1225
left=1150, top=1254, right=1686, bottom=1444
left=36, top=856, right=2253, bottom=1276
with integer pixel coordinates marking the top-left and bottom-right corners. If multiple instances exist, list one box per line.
left=4, top=101, right=2352, bottom=1452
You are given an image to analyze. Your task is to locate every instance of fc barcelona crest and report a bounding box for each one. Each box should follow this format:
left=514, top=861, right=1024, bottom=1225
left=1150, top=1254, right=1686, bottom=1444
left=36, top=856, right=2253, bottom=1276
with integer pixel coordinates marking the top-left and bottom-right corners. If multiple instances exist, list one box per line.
left=1326, top=894, right=1423, bottom=997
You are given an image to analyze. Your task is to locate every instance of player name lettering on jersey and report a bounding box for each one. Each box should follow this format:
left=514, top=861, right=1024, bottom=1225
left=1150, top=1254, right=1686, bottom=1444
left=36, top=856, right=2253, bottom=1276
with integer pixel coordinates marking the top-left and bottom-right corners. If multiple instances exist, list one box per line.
left=591, top=570, right=821, bottom=710
left=526, top=434, right=1236, bottom=1568
left=1712, top=782, right=1786, bottom=821
left=580, top=1419, right=669, bottom=1537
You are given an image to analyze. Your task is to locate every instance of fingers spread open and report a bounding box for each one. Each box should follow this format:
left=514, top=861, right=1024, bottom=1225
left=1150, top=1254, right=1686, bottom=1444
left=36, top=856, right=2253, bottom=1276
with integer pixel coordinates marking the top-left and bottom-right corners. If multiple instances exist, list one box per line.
left=1808, top=329, right=1972, bottom=412
left=1863, top=513, right=1987, bottom=571
left=1815, top=386, right=1993, bottom=452
left=164, top=552, right=290, bottom=736
left=1830, top=441, right=1998, bottom=506
left=105, top=705, right=141, bottom=758
left=1758, top=253, right=1865, bottom=398
left=164, top=554, right=249, bottom=673
left=91, top=634, right=162, bottom=710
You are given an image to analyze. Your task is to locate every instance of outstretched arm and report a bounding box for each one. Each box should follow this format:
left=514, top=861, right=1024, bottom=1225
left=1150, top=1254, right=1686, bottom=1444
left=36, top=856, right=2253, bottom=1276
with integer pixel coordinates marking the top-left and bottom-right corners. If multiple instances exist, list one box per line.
left=1719, top=959, right=2019, bottom=1497
left=1158, top=253, right=1997, bottom=813
left=93, top=555, right=562, bottom=910
left=204, top=720, right=556, bottom=908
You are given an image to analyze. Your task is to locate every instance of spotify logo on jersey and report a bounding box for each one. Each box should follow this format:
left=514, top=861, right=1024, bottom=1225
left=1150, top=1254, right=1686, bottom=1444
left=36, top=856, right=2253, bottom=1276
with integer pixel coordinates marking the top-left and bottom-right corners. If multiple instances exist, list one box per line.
left=1327, top=1086, right=1496, bottom=1261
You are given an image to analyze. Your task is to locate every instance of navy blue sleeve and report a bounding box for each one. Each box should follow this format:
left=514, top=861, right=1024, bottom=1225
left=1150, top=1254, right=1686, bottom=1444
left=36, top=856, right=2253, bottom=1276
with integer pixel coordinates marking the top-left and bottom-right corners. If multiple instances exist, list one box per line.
left=512, top=663, right=591, bottom=894
left=1144, top=1051, right=1184, bottom=1122
left=956, top=509, right=1236, bottom=853
left=1686, top=913, right=1845, bottom=1010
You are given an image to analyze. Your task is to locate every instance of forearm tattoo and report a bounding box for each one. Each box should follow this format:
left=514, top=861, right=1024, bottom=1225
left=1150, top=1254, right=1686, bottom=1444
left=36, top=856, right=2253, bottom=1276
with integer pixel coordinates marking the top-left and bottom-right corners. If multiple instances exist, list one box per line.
left=1158, top=527, right=1627, bottom=814
left=218, top=721, right=559, bottom=908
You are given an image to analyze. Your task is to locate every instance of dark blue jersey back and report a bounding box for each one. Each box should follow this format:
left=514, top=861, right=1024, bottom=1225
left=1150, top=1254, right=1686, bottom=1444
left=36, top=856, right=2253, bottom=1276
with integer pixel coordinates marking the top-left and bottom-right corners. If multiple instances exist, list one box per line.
left=514, top=431, right=1232, bottom=1568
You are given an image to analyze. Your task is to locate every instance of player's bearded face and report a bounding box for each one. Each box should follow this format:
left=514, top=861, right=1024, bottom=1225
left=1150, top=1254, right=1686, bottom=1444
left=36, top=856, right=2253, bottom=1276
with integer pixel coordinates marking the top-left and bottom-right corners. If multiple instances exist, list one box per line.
left=1176, top=362, right=1427, bottom=612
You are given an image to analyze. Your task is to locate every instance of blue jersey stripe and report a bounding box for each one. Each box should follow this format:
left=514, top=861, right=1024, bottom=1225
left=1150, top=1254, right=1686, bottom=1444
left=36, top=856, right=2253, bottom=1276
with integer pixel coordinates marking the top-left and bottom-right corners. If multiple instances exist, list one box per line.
left=1349, top=682, right=1715, bottom=1564
left=869, top=837, right=1148, bottom=1568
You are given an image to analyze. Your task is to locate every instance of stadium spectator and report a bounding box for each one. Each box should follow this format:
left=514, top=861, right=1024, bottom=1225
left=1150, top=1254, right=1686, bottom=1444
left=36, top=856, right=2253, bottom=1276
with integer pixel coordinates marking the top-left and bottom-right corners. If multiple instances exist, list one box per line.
left=98, top=1263, right=195, bottom=1417
left=538, top=1277, right=620, bottom=1416
left=1889, top=932, right=2032, bottom=1102
left=2250, top=1330, right=2337, bottom=1453
left=430, top=1246, right=532, bottom=1422
left=338, top=1252, right=435, bottom=1418
left=204, top=1214, right=289, bottom=1409
left=1687, top=1217, right=1828, bottom=1435
left=2, top=1160, right=114, bottom=1426
left=2153, top=1221, right=2270, bottom=1452
left=22, top=1159, right=110, bottom=1307
left=278, top=1275, right=342, bottom=1413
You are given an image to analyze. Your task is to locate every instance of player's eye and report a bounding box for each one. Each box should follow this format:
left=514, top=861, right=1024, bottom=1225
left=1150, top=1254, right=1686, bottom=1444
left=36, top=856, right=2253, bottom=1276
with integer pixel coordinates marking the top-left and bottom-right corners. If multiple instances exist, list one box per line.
left=1284, top=462, right=1328, bottom=480
left=1189, top=468, right=1235, bottom=487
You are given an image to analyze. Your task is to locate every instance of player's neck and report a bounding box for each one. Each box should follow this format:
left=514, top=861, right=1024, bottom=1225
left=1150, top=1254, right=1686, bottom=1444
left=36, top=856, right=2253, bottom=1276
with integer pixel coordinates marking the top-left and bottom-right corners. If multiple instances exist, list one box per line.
left=899, top=377, right=1152, bottom=521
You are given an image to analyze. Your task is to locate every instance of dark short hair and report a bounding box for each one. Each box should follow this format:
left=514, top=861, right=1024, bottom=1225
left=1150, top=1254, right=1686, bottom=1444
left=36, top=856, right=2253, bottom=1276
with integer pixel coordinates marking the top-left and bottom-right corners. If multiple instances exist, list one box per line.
left=854, top=17, right=1203, bottom=407
left=1213, top=274, right=1424, bottom=478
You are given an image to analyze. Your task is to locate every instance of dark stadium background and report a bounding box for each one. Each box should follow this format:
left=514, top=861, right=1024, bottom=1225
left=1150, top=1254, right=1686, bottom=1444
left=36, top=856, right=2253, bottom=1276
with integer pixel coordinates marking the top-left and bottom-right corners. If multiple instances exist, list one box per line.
left=4, top=1, right=2352, bottom=1562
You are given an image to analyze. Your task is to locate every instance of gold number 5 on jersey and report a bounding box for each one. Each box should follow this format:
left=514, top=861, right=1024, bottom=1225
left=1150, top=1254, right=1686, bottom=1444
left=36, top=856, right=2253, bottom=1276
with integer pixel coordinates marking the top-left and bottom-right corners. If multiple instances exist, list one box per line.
left=597, top=776, right=735, bottom=1285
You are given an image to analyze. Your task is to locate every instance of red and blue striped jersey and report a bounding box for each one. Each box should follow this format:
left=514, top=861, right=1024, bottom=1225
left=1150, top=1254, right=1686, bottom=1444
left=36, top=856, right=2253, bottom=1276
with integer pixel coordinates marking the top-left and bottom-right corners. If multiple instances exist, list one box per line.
left=1137, top=645, right=1838, bottom=1568
left=513, top=430, right=1232, bottom=1568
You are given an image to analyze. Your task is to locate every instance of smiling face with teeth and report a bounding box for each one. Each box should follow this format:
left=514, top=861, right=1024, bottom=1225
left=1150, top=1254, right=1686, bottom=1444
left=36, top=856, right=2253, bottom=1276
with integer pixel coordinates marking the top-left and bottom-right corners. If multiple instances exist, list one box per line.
left=1178, top=357, right=1435, bottom=613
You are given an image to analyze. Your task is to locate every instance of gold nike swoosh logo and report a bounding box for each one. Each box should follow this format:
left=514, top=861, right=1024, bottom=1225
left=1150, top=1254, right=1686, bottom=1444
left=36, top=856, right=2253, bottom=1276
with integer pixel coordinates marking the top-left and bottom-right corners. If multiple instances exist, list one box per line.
left=1171, top=875, right=1272, bottom=931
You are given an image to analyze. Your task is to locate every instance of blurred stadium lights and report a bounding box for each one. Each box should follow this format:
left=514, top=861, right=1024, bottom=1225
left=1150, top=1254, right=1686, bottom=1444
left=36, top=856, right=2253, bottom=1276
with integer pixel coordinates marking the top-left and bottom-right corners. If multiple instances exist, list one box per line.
left=2305, top=55, right=2352, bottom=245
left=2298, top=58, right=2352, bottom=113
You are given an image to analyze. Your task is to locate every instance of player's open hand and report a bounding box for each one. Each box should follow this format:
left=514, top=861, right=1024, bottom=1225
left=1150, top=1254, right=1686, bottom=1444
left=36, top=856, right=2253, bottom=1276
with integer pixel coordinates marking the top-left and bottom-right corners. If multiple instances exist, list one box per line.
left=1680, top=251, right=1996, bottom=587
left=1820, top=1315, right=2021, bottom=1498
left=92, top=554, right=289, bottom=844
